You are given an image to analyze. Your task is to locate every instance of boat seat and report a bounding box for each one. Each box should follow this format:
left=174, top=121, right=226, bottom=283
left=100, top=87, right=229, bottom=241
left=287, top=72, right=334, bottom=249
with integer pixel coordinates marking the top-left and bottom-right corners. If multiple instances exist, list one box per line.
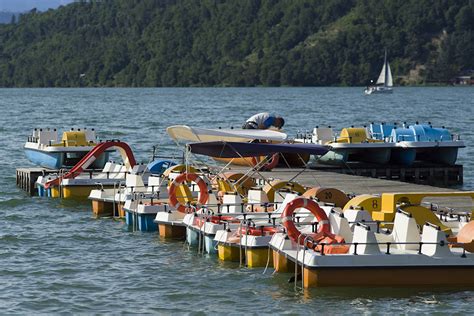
left=373, top=205, right=452, bottom=235
left=146, top=176, right=164, bottom=194
left=206, top=193, right=220, bottom=212
left=312, top=127, right=334, bottom=145
left=421, top=223, right=452, bottom=257
left=222, top=193, right=243, bottom=214
left=106, top=164, right=123, bottom=179
left=38, top=129, right=59, bottom=145
left=329, top=210, right=353, bottom=243
left=61, top=131, right=88, bottom=146
left=349, top=223, right=381, bottom=255
left=84, top=129, right=96, bottom=143
left=391, top=211, right=421, bottom=250
left=125, top=174, right=146, bottom=193
left=344, top=208, right=376, bottom=231
left=112, top=165, right=127, bottom=179
left=95, top=162, right=116, bottom=179
left=336, top=128, right=369, bottom=144
left=247, top=189, right=269, bottom=204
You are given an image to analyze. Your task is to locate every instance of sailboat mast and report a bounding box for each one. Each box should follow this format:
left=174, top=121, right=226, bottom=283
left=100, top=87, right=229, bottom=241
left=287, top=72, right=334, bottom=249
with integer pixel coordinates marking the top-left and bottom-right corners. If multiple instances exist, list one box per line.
left=384, top=49, right=388, bottom=88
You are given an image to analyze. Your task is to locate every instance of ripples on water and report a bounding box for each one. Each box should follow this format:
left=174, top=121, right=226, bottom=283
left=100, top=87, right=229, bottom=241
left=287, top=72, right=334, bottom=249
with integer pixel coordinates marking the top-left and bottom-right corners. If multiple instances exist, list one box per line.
left=0, top=87, right=473, bottom=313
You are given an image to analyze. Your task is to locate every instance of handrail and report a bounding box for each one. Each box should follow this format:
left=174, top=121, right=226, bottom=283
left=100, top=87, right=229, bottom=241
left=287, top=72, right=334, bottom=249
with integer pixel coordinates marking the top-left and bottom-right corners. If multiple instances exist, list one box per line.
left=305, top=240, right=469, bottom=257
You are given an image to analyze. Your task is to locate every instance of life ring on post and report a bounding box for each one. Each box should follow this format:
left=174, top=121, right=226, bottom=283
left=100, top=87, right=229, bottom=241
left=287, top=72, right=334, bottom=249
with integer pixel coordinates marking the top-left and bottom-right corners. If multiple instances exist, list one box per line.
left=168, top=172, right=209, bottom=213
left=281, top=197, right=331, bottom=244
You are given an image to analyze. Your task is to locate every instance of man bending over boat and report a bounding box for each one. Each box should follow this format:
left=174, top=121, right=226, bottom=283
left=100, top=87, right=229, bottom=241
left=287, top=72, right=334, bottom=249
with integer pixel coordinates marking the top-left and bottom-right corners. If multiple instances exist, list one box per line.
left=242, top=112, right=285, bottom=130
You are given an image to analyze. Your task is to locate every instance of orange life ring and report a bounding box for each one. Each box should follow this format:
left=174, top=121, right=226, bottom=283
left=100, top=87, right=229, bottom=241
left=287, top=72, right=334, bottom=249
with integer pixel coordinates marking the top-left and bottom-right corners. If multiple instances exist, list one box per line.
left=168, top=172, right=209, bottom=213
left=281, top=197, right=331, bottom=244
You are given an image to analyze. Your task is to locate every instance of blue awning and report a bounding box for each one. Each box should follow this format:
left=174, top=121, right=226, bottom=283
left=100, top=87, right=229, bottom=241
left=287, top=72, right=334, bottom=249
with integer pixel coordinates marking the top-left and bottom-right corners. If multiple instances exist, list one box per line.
left=187, top=141, right=328, bottom=158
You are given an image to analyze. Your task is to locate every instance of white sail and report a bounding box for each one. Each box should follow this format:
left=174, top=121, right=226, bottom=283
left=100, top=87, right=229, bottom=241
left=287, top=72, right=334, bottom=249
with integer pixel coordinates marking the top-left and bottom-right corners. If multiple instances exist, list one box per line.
left=376, top=61, right=393, bottom=87
left=376, top=64, right=386, bottom=85
left=386, top=62, right=393, bottom=87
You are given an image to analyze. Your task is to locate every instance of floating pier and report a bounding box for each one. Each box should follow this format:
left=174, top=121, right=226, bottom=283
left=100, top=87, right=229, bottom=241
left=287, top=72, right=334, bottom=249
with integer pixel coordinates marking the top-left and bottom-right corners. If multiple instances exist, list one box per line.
left=308, top=162, right=463, bottom=187
left=16, top=163, right=463, bottom=197
left=16, top=168, right=58, bottom=196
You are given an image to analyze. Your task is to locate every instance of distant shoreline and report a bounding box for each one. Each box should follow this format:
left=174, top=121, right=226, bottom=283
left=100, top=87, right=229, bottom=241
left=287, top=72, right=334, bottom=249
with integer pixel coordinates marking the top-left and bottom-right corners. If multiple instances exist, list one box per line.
left=0, top=84, right=471, bottom=89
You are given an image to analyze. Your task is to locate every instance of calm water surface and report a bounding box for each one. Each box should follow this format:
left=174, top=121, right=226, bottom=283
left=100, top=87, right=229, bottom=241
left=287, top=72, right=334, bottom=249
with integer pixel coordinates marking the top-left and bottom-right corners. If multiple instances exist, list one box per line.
left=1, top=87, right=473, bottom=313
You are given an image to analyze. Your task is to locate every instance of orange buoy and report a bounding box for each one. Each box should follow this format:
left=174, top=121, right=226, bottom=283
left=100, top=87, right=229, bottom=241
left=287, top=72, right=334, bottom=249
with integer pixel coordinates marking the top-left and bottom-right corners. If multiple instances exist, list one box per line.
left=168, top=172, right=209, bottom=213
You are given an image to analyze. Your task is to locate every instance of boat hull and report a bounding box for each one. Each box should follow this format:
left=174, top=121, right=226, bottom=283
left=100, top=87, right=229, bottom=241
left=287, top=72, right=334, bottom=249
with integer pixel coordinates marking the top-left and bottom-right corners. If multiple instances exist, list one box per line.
left=303, top=266, right=474, bottom=287
left=24, top=149, right=63, bottom=169
left=24, top=148, right=109, bottom=169
left=416, top=147, right=459, bottom=165
left=364, top=87, right=393, bottom=95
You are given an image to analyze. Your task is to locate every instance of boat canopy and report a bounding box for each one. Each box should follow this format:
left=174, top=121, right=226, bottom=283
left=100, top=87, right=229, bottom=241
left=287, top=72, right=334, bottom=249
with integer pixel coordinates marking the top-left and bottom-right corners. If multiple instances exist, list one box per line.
left=167, top=125, right=288, bottom=142
left=187, top=141, right=328, bottom=158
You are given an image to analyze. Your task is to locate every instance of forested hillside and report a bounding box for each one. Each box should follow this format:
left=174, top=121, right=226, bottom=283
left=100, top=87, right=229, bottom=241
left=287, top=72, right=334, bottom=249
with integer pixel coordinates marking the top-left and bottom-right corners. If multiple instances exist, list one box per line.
left=0, top=0, right=473, bottom=87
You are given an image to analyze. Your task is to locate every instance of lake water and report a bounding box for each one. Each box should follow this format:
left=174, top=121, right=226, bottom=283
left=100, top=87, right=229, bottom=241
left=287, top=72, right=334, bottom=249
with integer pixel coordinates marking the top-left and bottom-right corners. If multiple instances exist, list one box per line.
left=1, top=87, right=473, bottom=313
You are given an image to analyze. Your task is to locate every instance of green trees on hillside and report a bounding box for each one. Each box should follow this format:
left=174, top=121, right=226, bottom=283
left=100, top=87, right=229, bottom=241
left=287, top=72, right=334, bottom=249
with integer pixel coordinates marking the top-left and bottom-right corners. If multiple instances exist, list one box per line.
left=0, top=0, right=472, bottom=87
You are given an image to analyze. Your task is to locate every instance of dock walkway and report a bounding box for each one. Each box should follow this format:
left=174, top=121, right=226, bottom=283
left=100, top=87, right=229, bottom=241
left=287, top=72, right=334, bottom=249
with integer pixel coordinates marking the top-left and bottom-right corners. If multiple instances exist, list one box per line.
left=230, top=167, right=470, bottom=210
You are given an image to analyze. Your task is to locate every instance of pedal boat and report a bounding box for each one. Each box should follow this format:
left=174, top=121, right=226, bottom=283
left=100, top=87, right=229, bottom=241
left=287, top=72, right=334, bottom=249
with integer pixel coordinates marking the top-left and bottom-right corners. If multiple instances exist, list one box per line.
left=215, top=186, right=349, bottom=268
left=24, top=128, right=110, bottom=169
left=88, top=160, right=176, bottom=218
left=296, top=123, right=465, bottom=166
left=36, top=141, right=136, bottom=199
left=270, top=192, right=474, bottom=287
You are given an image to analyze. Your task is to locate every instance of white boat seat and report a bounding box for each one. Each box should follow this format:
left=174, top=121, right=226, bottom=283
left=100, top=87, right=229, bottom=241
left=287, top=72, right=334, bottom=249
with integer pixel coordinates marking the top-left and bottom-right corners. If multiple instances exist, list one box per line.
left=112, top=165, right=127, bottom=179
left=222, top=193, right=243, bottom=214
left=146, top=176, right=164, bottom=194
left=125, top=174, right=146, bottom=193
left=421, top=223, right=452, bottom=257
left=349, top=223, right=381, bottom=255
left=94, top=162, right=116, bottom=179
left=392, top=211, right=421, bottom=250
left=312, top=127, right=334, bottom=144
left=344, top=208, right=376, bottom=231
left=247, top=189, right=269, bottom=204
left=329, top=210, right=353, bottom=243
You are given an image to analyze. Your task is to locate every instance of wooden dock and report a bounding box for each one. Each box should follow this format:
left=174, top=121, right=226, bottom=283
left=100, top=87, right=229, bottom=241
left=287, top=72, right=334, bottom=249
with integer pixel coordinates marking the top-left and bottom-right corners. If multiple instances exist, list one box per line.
left=229, top=167, right=471, bottom=211
left=16, top=163, right=470, bottom=211
left=307, top=162, right=463, bottom=186
left=16, top=168, right=58, bottom=196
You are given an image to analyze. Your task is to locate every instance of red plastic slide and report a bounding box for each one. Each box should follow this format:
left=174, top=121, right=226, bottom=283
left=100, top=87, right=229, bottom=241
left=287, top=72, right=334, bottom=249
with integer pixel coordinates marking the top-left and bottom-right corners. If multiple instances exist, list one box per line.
left=44, top=141, right=137, bottom=189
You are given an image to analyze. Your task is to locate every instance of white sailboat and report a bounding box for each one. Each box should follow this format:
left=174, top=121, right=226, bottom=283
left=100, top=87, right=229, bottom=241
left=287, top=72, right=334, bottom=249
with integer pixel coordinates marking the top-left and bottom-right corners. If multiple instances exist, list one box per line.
left=364, top=50, right=393, bottom=95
